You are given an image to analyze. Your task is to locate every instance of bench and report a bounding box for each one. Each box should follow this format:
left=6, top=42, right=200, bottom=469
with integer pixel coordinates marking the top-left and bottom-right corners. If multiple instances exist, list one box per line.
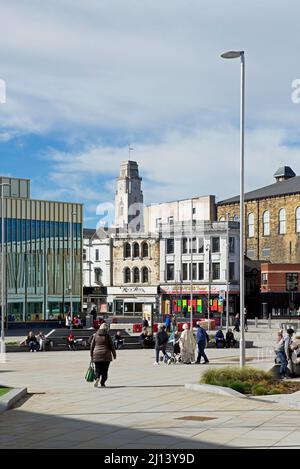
left=207, top=340, right=254, bottom=349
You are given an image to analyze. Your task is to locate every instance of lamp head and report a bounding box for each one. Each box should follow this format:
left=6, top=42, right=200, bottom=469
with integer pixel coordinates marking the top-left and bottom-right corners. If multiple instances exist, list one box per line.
left=221, top=50, right=244, bottom=59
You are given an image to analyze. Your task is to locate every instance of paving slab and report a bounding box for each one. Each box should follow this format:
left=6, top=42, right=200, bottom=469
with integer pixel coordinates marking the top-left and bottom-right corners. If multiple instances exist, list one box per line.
left=1, top=348, right=300, bottom=448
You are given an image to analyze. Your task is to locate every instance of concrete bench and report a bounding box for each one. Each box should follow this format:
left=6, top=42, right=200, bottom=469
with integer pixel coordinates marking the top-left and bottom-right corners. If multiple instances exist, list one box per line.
left=207, top=340, right=254, bottom=349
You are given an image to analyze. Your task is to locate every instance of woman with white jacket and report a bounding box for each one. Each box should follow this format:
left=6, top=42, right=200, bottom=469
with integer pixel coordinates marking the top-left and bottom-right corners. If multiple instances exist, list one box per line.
left=179, top=323, right=196, bottom=364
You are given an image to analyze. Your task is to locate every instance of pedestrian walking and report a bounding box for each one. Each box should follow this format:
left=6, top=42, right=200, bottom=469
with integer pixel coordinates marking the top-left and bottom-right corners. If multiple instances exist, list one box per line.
left=90, top=322, right=116, bottom=388
left=244, top=308, right=248, bottom=332
left=165, top=314, right=171, bottom=333
left=91, top=306, right=97, bottom=322
left=233, top=314, right=240, bottom=332
left=195, top=322, right=209, bottom=364
left=142, top=317, right=149, bottom=329
left=179, top=323, right=196, bottom=364
left=65, top=313, right=71, bottom=329
left=154, top=325, right=169, bottom=365
left=113, top=331, right=124, bottom=350
left=171, top=314, right=178, bottom=332
left=275, top=328, right=294, bottom=379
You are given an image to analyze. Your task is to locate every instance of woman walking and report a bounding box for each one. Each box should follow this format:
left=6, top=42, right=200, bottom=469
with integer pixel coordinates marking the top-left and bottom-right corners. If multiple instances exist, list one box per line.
left=90, top=322, right=116, bottom=388
left=179, top=323, right=196, bottom=364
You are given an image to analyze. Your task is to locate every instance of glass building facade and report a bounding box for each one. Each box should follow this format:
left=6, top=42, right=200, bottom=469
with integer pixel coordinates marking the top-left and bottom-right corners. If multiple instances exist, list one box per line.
left=0, top=177, right=83, bottom=323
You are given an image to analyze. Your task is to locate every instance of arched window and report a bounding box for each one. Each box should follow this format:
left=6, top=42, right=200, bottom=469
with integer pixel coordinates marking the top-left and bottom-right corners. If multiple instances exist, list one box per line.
left=133, top=242, right=139, bottom=258
left=141, top=242, right=149, bottom=258
left=133, top=267, right=140, bottom=283
left=124, top=267, right=131, bottom=283
left=263, top=211, right=270, bottom=236
left=279, top=208, right=286, bottom=234
left=248, top=213, right=254, bottom=237
left=142, top=267, right=149, bottom=283
left=296, top=207, right=300, bottom=233
left=124, top=243, right=131, bottom=258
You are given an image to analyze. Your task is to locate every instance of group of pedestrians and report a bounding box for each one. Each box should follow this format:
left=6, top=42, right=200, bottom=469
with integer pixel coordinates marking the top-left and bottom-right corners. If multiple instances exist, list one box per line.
left=65, top=313, right=83, bottom=329
left=153, top=322, right=211, bottom=365
left=275, top=328, right=300, bottom=379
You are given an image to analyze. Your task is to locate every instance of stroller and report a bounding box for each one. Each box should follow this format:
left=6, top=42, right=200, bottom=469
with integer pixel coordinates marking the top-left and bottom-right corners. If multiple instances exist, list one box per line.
left=164, top=332, right=182, bottom=365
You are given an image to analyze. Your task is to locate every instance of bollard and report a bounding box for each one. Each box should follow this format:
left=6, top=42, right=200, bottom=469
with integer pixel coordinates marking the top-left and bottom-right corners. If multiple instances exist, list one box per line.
left=255, top=317, right=258, bottom=328
left=268, top=314, right=271, bottom=329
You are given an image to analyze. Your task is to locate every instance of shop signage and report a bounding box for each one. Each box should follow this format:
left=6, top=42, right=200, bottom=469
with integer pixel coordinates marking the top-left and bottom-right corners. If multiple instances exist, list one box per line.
left=160, top=284, right=239, bottom=294
left=108, top=286, right=158, bottom=295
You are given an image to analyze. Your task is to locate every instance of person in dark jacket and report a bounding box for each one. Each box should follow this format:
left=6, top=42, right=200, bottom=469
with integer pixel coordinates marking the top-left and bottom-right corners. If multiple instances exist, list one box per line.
left=90, top=322, right=116, bottom=388
left=233, top=314, right=240, bottom=332
left=113, top=331, right=124, bottom=350
left=215, top=329, right=225, bottom=348
left=142, top=318, right=149, bottom=329
left=154, top=325, right=169, bottom=365
left=225, top=329, right=236, bottom=348
left=195, top=322, right=209, bottom=364
left=26, top=331, right=38, bottom=352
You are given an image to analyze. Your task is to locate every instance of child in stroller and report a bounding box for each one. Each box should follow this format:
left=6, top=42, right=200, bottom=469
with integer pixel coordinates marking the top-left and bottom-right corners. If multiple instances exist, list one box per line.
left=164, top=332, right=182, bottom=364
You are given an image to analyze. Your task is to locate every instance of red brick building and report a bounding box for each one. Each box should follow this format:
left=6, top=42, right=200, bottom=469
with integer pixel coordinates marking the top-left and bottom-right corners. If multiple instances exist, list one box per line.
left=261, top=263, right=300, bottom=317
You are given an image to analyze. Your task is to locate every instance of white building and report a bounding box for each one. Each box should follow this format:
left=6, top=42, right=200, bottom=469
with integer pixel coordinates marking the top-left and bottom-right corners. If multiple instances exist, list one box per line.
left=144, top=196, right=216, bottom=234
left=159, top=220, right=240, bottom=318
left=82, top=228, right=112, bottom=314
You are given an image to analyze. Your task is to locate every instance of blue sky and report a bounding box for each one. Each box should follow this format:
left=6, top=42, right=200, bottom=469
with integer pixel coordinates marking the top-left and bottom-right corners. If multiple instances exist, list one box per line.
left=1, top=0, right=300, bottom=227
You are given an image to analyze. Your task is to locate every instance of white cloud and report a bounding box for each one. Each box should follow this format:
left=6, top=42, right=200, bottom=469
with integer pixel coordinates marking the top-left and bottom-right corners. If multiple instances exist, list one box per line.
left=1, top=0, right=300, bottom=226
left=44, top=125, right=300, bottom=219
left=0, top=0, right=300, bottom=134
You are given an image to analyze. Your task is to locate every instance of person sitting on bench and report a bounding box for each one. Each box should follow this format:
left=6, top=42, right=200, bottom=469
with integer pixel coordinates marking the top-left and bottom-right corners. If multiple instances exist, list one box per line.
left=67, top=332, right=76, bottom=351
left=225, top=329, right=236, bottom=348
left=215, top=329, right=225, bottom=348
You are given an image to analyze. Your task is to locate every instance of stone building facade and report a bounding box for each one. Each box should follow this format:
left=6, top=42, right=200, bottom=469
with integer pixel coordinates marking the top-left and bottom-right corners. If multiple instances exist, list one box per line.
left=107, top=234, right=160, bottom=315
left=217, top=166, right=300, bottom=264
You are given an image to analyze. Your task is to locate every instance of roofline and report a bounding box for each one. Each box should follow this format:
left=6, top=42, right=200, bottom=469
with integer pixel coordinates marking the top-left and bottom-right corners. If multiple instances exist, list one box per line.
left=146, top=195, right=214, bottom=208
left=218, top=190, right=300, bottom=206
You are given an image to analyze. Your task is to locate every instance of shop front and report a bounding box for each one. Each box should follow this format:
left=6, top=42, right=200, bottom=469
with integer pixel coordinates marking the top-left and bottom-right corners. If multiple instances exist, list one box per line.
left=160, top=284, right=239, bottom=321
left=107, top=286, right=159, bottom=317
left=83, top=286, right=107, bottom=315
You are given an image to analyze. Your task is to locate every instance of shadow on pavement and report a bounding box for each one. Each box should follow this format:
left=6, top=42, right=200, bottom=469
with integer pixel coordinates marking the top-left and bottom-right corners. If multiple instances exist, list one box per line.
left=0, top=407, right=230, bottom=449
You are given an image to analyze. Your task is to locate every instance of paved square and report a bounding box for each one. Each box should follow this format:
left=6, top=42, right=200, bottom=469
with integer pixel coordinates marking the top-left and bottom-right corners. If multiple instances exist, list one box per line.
left=1, top=348, right=300, bottom=448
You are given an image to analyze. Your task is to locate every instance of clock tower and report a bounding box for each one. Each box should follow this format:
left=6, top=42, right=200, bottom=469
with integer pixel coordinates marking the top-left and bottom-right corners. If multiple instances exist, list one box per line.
left=115, top=160, right=144, bottom=232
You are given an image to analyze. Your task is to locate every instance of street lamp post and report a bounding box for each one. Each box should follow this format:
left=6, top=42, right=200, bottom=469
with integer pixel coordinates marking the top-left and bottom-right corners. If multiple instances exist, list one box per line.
left=221, top=50, right=245, bottom=368
left=226, top=212, right=230, bottom=332
left=0, top=183, right=11, bottom=359
left=206, top=242, right=211, bottom=332
left=69, top=210, right=77, bottom=330
left=190, top=199, right=194, bottom=330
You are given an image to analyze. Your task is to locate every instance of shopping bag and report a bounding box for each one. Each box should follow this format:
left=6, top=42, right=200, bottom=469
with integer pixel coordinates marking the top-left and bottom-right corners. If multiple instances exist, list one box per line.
left=85, top=361, right=95, bottom=382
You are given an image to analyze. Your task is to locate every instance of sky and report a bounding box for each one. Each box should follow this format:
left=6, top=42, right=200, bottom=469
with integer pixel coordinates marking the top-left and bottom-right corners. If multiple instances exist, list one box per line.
left=1, top=0, right=300, bottom=227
